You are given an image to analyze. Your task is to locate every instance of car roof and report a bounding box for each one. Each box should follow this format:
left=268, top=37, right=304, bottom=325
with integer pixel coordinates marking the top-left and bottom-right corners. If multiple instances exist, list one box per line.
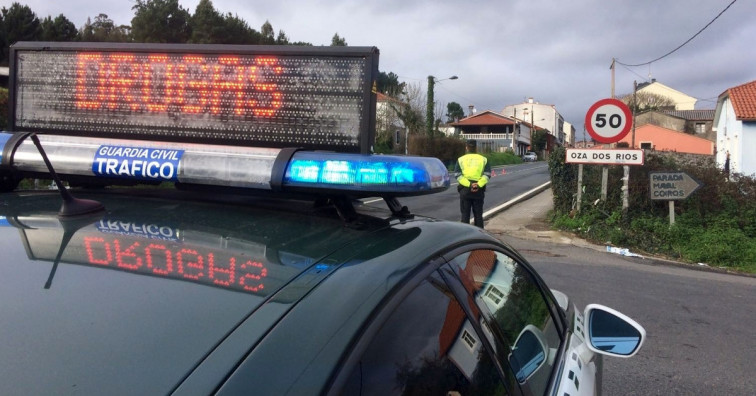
left=0, top=188, right=495, bottom=394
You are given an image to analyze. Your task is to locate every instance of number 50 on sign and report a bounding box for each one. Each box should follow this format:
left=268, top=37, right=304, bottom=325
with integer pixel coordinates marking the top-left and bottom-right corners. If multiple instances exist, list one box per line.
left=584, top=98, right=633, bottom=144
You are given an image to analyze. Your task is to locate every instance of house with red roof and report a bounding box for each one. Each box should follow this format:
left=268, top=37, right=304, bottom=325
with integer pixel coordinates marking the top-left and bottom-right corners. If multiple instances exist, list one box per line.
left=714, top=80, right=756, bottom=176
left=634, top=109, right=716, bottom=142
left=617, top=124, right=714, bottom=155
left=450, top=111, right=534, bottom=155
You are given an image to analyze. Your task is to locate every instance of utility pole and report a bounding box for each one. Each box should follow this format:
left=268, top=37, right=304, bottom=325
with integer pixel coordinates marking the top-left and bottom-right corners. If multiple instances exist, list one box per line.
left=530, top=102, right=534, bottom=152
left=632, top=80, right=637, bottom=149
left=426, top=76, right=435, bottom=137
left=425, top=75, right=458, bottom=138
left=610, top=58, right=616, bottom=99
left=512, top=108, right=517, bottom=152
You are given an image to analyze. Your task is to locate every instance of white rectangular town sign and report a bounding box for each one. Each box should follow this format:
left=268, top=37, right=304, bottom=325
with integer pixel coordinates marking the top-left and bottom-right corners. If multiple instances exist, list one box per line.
left=565, top=149, right=644, bottom=165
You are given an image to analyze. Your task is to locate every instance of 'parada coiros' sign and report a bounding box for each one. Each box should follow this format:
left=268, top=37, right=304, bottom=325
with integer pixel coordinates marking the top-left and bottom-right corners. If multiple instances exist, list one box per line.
left=649, top=171, right=702, bottom=200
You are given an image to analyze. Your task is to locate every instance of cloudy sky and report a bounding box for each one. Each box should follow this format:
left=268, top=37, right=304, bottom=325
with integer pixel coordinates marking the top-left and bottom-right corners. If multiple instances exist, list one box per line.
left=13, top=0, right=756, bottom=138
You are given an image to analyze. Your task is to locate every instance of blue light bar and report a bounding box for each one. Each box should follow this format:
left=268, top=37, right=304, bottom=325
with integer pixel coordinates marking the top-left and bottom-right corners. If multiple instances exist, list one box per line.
left=1, top=133, right=450, bottom=198
left=282, top=152, right=450, bottom=196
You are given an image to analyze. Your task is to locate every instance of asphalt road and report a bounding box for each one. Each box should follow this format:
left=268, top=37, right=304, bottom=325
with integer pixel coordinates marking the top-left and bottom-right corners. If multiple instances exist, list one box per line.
left=497, top=229, right=756, bottom=395
left=363, top=162, right=550, bottom=220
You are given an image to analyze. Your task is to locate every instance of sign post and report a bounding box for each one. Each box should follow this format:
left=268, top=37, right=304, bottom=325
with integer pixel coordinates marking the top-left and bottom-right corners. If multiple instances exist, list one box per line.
left=578, top=98, right=634, bottom=212
left=566, top=147, right=644, bottom=212
left=649, top=171, right=703, bottom=225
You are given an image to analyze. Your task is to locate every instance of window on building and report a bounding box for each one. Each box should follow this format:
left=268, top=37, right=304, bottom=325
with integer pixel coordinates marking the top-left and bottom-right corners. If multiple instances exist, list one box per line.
left=695, top=122, right=706, bottom=134
left=640, top=142, right=653, bottom=150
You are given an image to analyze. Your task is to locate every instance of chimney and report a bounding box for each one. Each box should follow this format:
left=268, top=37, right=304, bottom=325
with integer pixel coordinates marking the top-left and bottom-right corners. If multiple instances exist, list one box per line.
left=528, top=97, right=534, bottom=104
left=468, top=105, right=475, bottom=116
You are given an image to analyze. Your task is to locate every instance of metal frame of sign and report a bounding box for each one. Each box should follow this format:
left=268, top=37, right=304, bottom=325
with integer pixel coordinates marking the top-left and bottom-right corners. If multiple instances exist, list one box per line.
left=8, top=42, right=379, bottom=154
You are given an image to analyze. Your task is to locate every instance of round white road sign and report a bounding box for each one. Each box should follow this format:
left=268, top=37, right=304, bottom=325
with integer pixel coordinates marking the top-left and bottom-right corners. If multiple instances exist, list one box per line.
left=584, top=98, right=632, bottom=144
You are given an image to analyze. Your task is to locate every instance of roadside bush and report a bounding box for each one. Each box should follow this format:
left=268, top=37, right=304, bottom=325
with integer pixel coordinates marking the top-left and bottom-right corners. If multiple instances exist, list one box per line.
left=671, top=220, right=756, bottom=269
left=548, top=146, right=578, bottom=213
left=482, top=151, right=523, bottom=167
left=413, top=135, right=523, bottom=169
left=626, top=215, right=674, bottom=255
left=410, top=134, right=465, bottom=167
left=548, top=148, right=756, bottom=271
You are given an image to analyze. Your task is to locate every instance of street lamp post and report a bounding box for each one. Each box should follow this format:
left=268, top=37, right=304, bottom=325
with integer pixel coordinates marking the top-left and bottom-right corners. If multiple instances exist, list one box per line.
left=530, top=103, right=534, bottom=151
left=426, top=75, right=458, bottom=137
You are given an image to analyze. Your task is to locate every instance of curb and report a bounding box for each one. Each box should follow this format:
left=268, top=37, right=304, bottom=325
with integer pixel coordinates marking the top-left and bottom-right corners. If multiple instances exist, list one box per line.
left=482, top=181, right=552, bottom=220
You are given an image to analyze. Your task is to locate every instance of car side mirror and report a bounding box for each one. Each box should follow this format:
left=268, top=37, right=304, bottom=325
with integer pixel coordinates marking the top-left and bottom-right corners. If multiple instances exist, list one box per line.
left=584, top=304, right=646, bottom=358
left=508, top=324, right=549, bottom=383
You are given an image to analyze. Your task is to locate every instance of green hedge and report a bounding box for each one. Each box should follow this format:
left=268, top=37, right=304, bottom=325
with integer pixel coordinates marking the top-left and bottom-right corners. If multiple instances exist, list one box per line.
left=548, top=146, right=756, bottom=272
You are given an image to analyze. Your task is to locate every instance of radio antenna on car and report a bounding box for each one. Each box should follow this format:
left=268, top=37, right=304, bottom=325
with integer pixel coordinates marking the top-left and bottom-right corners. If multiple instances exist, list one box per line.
left=29, top=134, right=105, bottom=217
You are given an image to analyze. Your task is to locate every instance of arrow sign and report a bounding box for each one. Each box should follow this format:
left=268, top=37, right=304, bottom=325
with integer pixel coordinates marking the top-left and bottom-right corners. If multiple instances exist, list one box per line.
left=649, top=171, right=702, bottom=200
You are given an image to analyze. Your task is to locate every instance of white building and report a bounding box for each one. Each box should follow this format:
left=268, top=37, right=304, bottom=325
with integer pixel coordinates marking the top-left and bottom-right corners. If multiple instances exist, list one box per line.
left=635, top=79, right=697, bottom=111
left=714, top=80, right=756, bottom=176
left=502, top=98, right=565, bottom=146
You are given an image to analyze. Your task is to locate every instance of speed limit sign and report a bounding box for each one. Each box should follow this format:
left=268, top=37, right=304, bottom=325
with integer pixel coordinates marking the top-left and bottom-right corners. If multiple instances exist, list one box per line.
left=584, top=98, right=632, bottom=143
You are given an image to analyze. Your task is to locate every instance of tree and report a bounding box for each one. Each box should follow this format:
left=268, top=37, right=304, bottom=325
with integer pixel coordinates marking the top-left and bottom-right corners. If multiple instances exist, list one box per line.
left=390, top=82, right=425, bottom=139
left=1, top=2, right=42, bottom=63
left=532, top=128, right=548, bottom=152
left=620, top=91, right=675, bottom=113
left=330, top=33, right=347, bottom=46
left=221, top=13, right=260, bottom=44
left=435, top=100, right=446, bottom=129
left=260, top=20, right=274, bottom=44
left=79, top=14, right=129, bottom=42
left=40, top=14, right=78, bottom=41
left=376, top=71, right=404, bottom=98
left=446, top=101, right=464, bottom=123
left=189, top=0, right=224, bottom=43
left=275, top=30, right=289, bottom=45
left=131, top=0, right=191, bottom=43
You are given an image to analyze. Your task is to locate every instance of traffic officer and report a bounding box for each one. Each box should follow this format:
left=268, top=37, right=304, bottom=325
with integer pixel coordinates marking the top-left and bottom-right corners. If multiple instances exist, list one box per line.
left=454, top=139, right=491, bottom=228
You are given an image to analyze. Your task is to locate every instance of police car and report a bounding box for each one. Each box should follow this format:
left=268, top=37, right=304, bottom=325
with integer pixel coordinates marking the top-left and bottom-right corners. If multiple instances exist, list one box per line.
left=0, top=42, right=645, bottom=395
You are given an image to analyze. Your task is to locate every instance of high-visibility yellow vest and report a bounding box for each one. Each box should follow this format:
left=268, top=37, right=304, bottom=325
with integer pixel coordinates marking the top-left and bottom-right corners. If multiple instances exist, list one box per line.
left=456, top=153, right=489, bottom=187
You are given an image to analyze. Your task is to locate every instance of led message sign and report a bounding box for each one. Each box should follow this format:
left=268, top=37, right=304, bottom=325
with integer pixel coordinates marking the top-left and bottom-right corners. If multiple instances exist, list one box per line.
left=9, top=42, right=378, bottom=153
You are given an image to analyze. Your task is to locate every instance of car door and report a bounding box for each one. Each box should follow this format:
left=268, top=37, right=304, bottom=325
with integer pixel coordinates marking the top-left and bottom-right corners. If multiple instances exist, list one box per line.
left=332, top=261, right=516, bottom=395
left=441, top=247, right=567, bottom=396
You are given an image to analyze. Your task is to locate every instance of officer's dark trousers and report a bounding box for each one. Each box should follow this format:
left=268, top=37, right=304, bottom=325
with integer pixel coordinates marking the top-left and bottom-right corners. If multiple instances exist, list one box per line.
left=460, top=196, right=484, bottom=228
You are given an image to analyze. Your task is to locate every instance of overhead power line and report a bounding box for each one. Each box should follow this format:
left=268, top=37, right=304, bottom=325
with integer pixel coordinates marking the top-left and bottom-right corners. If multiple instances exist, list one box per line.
left=616, top=0, right=738, bottom=67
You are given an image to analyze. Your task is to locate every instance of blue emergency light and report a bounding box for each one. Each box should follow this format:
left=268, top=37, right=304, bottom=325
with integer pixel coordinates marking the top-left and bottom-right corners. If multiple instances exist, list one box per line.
left=283, top=152, right=448, bottom=194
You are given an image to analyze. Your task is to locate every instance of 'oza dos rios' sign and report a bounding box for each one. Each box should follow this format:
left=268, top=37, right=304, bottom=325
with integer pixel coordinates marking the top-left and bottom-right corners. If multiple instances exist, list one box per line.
left=566, top=149, right=644, bottom=165
left=649, top=171, right=702, bottom=200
